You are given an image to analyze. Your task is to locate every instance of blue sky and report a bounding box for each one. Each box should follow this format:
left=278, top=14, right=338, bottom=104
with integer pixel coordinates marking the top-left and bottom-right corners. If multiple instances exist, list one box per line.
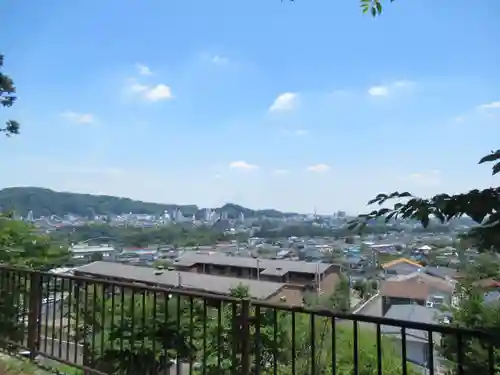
left=1, top=0, right=499, bottom=214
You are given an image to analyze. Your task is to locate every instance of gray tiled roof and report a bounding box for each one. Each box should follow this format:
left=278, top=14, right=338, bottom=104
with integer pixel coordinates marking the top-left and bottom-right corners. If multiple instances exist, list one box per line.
left=76, top=261, right=285, bottom=300
left=382, top=305, right=442, bottom=343
left=424, top=266, right=457, bottom=279
left=173, top=253, right=332, bottom=275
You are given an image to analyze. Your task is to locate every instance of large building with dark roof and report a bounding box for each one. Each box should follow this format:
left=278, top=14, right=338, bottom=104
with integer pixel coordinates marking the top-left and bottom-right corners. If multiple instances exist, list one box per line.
left=172, top=253, right=343, bottom=298
left=74, top=261, right=305, bottom=305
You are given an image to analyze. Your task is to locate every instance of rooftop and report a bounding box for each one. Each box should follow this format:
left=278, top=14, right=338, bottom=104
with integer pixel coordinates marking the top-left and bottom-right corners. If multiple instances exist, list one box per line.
left=381, top=258, right=422, bottom=269
left=75, top=261, right=286, bottom=300
left=382, top=305, right=442, bottom=342
left=381, top=273, right=454, bottom=299
left=386, top=272, right=454, bottom=289
left=173, top=253, right=334, bottom=275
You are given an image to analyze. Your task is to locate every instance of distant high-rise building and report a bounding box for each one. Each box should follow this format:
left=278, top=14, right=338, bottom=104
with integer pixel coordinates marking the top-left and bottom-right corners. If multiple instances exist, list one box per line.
left=204, top=208, right=213, bottom=222
left=239, top=211, right=245, bottom=222
left=174, top=209, right=185, bottom=222
left=26, top=210, right=34, bottom=222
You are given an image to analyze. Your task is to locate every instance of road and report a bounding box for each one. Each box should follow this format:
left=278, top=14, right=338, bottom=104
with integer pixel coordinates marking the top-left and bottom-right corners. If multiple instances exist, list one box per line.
left=352, top=294, right=383, bottom=330
left=355, top=294, right=382, bottom=317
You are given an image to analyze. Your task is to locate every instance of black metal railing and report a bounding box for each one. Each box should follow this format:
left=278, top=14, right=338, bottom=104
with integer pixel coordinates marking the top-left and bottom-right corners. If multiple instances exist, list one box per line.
left=0, top=265, right=498, bottom=375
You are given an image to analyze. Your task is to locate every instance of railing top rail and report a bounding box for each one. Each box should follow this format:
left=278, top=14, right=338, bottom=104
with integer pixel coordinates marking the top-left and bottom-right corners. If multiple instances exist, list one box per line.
left=254, top=298, right=494, bottom=339
left=0, top=263, right=243, bottom=303
left=0, top=264, right=495, bottom=342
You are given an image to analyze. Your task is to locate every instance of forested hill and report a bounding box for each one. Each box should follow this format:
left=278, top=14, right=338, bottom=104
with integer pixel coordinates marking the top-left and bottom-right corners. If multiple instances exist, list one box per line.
left=0, top=187, right=297, bottom=219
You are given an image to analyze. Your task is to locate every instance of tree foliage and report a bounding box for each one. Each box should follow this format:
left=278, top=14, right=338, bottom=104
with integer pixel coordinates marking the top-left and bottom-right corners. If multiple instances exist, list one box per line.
left=0, top=213, right=70, bottom=269
left=0, top=213, right=70, bottom=354
left=350, top=150, right=500, bottom=253
left=70, top=285, right=197, bottom=375
left=0, top=55, right=19, bottom=136
left=0, top=187, right=296, bottom=219
left=440, top=256, right=500, bottom=375
left=66, top=281, right=414, bottom=375
left=50, top=223, right=243, bottom=249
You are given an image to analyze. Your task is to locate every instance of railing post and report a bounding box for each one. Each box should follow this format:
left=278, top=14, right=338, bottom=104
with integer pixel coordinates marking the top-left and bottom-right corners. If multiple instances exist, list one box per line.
left=27, top=271, right=42, bottom=360
left=240, top=298, right=251, bottom=375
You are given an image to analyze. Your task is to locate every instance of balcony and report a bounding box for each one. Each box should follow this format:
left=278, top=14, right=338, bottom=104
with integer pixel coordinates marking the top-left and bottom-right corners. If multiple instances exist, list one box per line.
left=0, top=265, right=497, bottom=375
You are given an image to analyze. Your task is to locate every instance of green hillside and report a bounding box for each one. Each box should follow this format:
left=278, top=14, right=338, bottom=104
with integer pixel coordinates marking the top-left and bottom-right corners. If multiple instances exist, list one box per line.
left=0, top=187, right=296, bottom=219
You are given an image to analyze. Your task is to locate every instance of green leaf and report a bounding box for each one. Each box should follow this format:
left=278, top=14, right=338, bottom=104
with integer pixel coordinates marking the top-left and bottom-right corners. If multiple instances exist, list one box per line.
left=492, top=162, right=500, bottom=176
left=478, top=150, right=500, bottom=164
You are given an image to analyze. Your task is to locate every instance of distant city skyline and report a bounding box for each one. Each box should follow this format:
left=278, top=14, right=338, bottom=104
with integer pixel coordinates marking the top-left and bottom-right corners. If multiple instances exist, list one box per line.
left=1, top=0, right=499, bottom=213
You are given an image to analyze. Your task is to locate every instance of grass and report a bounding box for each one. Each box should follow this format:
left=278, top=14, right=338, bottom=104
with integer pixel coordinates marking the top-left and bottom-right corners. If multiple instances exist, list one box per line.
left=0, top=355, right=82, bottom=375
left=0, top=356, right=48, bottom=375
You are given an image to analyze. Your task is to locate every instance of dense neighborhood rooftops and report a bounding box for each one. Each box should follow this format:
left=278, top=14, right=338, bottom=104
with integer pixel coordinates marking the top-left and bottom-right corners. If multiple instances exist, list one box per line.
left=75, top=261, right=286, bottom=300
left=173, top=253, right=334, bottom=275
left=381, top=258, right=422, bottom=269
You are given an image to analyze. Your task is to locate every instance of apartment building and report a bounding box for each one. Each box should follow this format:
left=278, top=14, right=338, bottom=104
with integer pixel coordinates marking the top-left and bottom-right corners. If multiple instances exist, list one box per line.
left=172, top=253, right=343, bottom=297
left=74, top=261, right=304, bottom=305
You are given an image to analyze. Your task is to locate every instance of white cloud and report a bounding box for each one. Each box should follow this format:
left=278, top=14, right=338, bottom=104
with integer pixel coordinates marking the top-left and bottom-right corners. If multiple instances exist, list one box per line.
left=477, top=101, right=500, bottom=110
left=229, top=161, right=259, bottom=170
left=5, top=155, right=498, bottom=216
left=368, top=80, right=414, bottom=97
left=408, top=170, right=441, bottom=187
left=129, top=82, right=174, bottom=101
left=307, top=164, right=330, bottom=173
left=269, top=92, right=298, bottom=112
left=368, top=86, right=389, bottom=97
left=60, top=111, right=94, bottom=124
left=136, top=63, right=153, bottom=76
left=210, top=55, right=229, bottom=65
left=145, top=84, right=173, bottom=101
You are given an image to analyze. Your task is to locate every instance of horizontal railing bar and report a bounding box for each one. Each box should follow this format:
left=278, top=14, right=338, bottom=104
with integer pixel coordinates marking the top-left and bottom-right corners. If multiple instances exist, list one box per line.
left=0, top=264, right=494, bottom=342
left=254, top=298, right=494, bottom=339
left=0, top=264, right=242, bottom=303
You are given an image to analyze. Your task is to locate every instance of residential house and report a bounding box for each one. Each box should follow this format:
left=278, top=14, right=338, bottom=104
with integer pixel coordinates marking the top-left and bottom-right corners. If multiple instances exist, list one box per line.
left=473, top=278, right=500, bottom=306
left=382, top=305, right=442, bottom=372
left=343, top=255, right=364, bottom=270
left=172, top=253, right=343, bottom=298
left=74, top=261, right=304, bottom=305
left=382, top=258, right=422, bottom=277
left=380, top=272, right=454, bottom=315
left=423, top=266, right=457, bottom=281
